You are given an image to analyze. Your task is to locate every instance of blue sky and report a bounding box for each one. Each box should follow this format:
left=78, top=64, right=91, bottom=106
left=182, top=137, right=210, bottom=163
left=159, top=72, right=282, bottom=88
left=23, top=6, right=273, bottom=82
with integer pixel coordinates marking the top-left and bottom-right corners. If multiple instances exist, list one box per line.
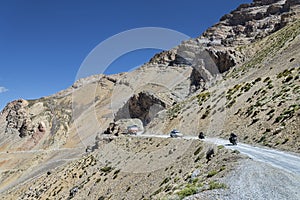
left=0, top=0, right=252, bottom=110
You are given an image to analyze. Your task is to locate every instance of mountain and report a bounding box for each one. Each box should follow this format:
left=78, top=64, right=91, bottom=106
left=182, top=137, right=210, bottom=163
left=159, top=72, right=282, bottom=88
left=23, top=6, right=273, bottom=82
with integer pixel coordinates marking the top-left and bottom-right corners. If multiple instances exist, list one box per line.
left=0, top=0, right=299, bottom=199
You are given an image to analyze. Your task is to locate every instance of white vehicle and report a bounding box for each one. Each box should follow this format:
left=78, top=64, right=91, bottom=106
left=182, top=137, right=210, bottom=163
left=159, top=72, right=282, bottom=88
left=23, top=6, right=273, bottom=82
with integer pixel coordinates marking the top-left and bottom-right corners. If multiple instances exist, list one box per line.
left=170, top=129, right=183, bottom=138
left=127, top=125, right=139, bottom=135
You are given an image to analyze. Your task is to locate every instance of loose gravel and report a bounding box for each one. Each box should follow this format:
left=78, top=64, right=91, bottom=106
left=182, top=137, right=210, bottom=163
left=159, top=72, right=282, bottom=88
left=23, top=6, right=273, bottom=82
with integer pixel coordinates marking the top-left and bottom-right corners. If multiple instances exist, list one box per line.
left=185, top=158, right=300, bottom=200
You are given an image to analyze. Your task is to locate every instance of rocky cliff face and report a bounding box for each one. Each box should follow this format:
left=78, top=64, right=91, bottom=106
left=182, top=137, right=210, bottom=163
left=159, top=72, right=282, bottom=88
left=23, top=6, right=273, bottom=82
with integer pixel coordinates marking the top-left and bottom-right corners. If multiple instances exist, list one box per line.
left=115, top=92, right=167, bottom=125
left=3, top=99, right=35, bottom=137
left=208, top=0, right=299, bottom=45
left=149, top=0, right=300, bottom=81
left=0, top=95, right=72, bottom=152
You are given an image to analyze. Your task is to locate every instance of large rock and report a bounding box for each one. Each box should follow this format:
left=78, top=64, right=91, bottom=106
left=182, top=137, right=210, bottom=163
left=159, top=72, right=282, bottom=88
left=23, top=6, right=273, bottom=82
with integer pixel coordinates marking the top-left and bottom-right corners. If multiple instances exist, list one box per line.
left=115, top=92, right=166, bottom=125
left=4, top=99, right=35, bottom=137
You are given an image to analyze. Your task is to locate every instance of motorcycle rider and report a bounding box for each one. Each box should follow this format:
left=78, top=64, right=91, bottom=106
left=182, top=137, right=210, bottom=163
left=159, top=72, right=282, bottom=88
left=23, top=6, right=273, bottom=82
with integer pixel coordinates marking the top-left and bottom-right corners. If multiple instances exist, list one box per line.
left=229, top=132, right=238, bottom=145
left=198, top=131, right=205, bottom=139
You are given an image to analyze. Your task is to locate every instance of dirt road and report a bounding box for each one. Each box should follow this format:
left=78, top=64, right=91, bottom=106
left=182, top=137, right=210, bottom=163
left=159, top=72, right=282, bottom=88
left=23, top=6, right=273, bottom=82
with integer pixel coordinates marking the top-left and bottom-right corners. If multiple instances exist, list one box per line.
left=141, top=134, right=300, bottom=199
left=141, top=134, right=300, bottom=175
left=204, top=137, right=300, bottom=175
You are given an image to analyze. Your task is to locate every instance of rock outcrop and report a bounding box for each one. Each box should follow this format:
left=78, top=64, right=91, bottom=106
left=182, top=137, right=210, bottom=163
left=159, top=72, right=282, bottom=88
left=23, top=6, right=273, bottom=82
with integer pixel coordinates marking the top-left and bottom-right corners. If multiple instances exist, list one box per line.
left=207, top=0, right=299, bottom=46
left=148, top=0, right=300, bottom=84
left=115, top=92, right=167, bottom=125
left=4, top=99, right=35, bottom=137
left=88, top=118, right=144, bottom=152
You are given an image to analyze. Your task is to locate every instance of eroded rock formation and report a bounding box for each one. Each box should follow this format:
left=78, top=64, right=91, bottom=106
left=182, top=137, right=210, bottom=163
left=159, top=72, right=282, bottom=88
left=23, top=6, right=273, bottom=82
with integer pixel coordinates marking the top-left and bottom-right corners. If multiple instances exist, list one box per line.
left=4, top=99, right=35, bottom=137
left=115, top=92, right=167, bottom=125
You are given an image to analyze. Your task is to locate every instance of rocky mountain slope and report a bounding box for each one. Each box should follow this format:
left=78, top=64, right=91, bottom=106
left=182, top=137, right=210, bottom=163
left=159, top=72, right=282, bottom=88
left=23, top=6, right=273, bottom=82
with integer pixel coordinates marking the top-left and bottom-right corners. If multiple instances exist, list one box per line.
left=2, top=137, right=242, bottom=199
left=0, top=0, right=299, bottom=199
left=147, top=18, right=300, bottom=153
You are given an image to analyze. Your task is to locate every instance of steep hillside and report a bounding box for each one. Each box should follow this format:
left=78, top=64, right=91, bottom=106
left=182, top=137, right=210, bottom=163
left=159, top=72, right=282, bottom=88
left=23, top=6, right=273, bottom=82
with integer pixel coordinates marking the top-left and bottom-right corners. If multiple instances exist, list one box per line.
left=1, top=137, right=242, bottom=199
left=148, top=18, right=300, bottom=153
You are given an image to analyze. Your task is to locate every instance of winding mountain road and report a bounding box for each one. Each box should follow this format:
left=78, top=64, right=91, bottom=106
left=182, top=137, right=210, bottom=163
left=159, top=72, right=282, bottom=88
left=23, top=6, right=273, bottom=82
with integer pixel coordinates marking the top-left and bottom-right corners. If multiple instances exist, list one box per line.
left=140, top=134, right=300, bottom=176
left=204, top=137, right=300, bottom=175
left=140, top=134, right=300, bottom=199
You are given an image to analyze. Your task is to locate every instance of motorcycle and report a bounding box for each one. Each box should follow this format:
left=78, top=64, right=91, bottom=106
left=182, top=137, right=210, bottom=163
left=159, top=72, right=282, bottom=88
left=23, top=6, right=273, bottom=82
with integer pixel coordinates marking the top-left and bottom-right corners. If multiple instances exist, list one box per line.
left=198, top=132, right=205, bottom=139
left=229, top=133, right=238, bottom=145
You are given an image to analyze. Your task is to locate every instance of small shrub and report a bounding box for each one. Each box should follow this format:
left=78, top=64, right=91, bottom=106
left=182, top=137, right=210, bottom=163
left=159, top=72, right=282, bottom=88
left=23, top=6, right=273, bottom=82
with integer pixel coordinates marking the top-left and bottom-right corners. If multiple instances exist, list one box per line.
left=167, top=103, right=182, bottom=118
left=100, top=166, right=113, bottom=173
left=194, top=156, right=201, bottom=163
left=251, top=110, right=260, bottom=118
left=207, top=170, right=218, bottom=178
left=234, top=108, right=241, bottom=115
left=152, top=187, right=162, bottom=196
left=274, top=105, right=299, bottom=123
left=174, top=177, right=180, bottom=183
left=113, top=174, right=118, bottom=179
left=251, top=118, right=260, bottom=124
left=254, top=77, right=262, bottom=82
left=197, top=92, right=211, bottom=106
left=177, top=185, right=198, bottom=199
left=246, top=105, right=254, bottom=117
left=267, top=83, right=274, bottom=89
left=275, top=115, right=284, bottom=123
left=258, top=136, right=266, bottom=143
left=212, top=110, right=217, bottom=115
left=160, top=177, right=171, bottom=186
left=201, top=110, right=210, bottom=119
left=208, top=181, right=227, bottom=190
left=220, top=165, right=226, bottom=171
left=253, top=90, right=260, bottom=96
left=263, top=77, right=271, bottom=82
left=282, top=138, right=289, bottom=144
left=227, top=99, right=236, bottom=108
left=227, top=84, right=242, bottom=98
left=218, top=106, right=225, bottom=112
left=282, top=75, right=293, bottom=83
left=241, top=82, right=252, bottom=92
left=267, top=109, right=275, bottom=115
left=277, top=69, right=292, bottom=79
left=232, top=150, right=240, bottom=154
left=261, top=89, right=267, bottom=95
left=255, top=100, right=263, bottom=107
left=113, top=169, right=121, bottom=175
left=273, top=129, right=281, bottom=136
left=194, top=146, right=203, bottom=156
left=246, top=97, right=252, bottom=102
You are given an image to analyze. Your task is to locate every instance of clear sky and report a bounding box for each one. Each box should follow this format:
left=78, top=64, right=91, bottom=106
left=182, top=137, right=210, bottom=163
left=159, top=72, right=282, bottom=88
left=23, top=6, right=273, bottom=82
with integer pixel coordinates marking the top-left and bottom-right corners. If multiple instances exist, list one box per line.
left=0, top=0, right=252, bottom=110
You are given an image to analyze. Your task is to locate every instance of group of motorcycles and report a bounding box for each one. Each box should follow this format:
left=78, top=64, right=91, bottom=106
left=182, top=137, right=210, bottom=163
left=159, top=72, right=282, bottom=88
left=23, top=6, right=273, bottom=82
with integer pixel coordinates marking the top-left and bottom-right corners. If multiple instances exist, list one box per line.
left=198, top=132, right=238, bottom=145
left=171, top=129, right=238, bottom=145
